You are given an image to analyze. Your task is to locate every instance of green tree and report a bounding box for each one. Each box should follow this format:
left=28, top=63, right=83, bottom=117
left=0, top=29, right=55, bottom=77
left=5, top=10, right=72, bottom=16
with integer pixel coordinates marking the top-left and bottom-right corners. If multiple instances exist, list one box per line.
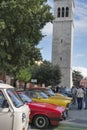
left=72, top=70, right=83, bottom=86
left=31, top=61, right=61, bottom=86
left=0, top=0, right=53, bottom=77
left=16, top=67, right=31, bottom=89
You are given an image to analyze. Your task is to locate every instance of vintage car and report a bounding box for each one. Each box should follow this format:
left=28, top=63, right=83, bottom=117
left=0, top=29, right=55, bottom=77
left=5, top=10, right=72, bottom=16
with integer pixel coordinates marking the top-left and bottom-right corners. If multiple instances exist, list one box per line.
left=17, top=91, right=67, bottom=129
left=0, top=83, right=30, bottom=130
left=24, top=88, right=71, bottom=109
left=35, top=87, right=72, bottom=101
left=58, top=87, right=72, bottom=97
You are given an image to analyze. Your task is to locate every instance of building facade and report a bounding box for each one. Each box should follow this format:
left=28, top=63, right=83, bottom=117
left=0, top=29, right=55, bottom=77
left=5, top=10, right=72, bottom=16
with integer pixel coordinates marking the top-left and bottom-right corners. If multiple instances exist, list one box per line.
left=52, top=0, right=75, bottom=88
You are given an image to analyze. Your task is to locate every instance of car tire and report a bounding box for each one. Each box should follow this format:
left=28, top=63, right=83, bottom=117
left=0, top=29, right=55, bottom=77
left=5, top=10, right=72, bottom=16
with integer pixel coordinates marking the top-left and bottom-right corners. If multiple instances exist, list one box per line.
left=33, top=115, right=49, bottom=129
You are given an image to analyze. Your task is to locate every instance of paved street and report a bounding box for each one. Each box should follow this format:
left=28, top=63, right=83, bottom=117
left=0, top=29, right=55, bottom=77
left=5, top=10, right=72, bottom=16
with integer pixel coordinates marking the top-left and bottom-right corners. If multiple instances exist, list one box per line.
left=29, top=107, right=87, bottom=130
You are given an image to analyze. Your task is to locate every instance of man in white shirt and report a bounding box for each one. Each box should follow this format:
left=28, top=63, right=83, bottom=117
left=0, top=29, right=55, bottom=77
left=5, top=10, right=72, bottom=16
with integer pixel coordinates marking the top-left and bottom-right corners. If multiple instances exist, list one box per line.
left=76, top=85, right=84, bottom=110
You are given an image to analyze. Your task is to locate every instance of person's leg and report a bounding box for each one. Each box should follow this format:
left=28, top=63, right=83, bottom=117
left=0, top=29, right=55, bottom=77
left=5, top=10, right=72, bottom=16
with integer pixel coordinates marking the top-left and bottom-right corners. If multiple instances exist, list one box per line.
left=72, top=94, right=75, bottom=105
left=79, top=98, right=83, bottom=109
left=85, top=97, right=87, bottom=109
left=74, top=95, right=77, bottom=105
left=77, top=98, right=80, bottom=109
left=80, top=98, right=83, bottom=109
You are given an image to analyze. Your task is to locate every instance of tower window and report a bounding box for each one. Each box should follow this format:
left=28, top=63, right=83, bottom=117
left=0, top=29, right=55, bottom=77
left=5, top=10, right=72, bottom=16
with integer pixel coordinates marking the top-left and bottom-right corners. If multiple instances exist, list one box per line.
left=61, top=39, right=63, bottom=43
left=58, top=8, right=60, bottom=17
left=60, top=57, right=62, bottom=61
left=66, top=7, right=69, bottom=17
left=62, top=7, right=64, bottom=17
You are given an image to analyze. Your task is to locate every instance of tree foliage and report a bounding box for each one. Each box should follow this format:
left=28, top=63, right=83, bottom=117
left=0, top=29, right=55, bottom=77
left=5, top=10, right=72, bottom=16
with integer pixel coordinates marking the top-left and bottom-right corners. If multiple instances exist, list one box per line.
left=30, top=61, right=61, bottom=86
left=0, top=0, right=53, bottom=76
left=72, top=70, right=83, bottom=86
left=16, top=68, right=31, bottom=83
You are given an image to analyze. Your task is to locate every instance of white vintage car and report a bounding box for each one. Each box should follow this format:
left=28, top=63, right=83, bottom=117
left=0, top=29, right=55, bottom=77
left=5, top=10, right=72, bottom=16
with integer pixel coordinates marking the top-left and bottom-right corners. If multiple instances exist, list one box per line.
left=0, top=83, right=30, bottom=130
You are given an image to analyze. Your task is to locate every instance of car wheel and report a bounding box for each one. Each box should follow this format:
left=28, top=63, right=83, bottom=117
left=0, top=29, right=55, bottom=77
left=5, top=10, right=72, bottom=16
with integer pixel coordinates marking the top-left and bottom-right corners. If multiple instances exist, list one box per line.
left=33, top=115, right=49, bottom=129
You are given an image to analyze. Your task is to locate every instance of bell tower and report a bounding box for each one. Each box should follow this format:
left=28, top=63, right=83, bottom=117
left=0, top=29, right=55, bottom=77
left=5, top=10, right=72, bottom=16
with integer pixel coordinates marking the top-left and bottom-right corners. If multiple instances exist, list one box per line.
left=52, top=0, right=75, bottom=88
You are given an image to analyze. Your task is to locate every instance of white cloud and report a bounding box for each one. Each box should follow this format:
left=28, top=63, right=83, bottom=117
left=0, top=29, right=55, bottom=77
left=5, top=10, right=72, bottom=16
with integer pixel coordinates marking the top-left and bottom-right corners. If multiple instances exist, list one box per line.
left=47, top=0, right=54, bottom=12
left=74, top=0, right=87, bottom=34
left=42, top=22, right=53, bottom=36
left=73, top=66, right=87, bottom=77
left=41, top=0, right=53, bottom=37
left=75, top=54, right=85, bottom=58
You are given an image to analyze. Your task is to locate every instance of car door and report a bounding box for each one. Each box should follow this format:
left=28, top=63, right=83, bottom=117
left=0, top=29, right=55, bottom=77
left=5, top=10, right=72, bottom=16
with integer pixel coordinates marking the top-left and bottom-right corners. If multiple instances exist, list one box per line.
left=0, top=90, right=13, bottom=130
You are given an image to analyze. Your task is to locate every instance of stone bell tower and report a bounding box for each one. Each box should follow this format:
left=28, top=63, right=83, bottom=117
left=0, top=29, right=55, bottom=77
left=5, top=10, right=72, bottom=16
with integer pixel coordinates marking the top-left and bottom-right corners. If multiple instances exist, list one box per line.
left=52, top=0, right=75, bottom=88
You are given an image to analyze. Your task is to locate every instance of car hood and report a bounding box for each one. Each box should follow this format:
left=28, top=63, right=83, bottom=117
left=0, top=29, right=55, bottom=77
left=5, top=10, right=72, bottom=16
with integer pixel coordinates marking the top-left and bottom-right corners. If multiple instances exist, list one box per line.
left=32, top=97, right=71, bottom=108
left=55, top=93, right=72, bottom=100
left=48, top=96, right=71, bottom=103
left=49, top=95, right=72, bottom=101
left=27, top=101, right=65, bottom=112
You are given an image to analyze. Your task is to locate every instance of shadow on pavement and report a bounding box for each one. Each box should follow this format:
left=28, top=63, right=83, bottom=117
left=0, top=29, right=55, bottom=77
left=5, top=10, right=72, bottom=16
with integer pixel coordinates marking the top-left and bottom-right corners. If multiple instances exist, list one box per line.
left=29, top=124, right=58, bottom=130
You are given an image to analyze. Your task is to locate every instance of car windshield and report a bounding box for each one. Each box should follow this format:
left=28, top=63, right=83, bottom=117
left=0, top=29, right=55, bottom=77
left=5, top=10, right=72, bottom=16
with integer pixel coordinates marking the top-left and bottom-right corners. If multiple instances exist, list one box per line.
left=18, top=93, right=32, bottom=103
left=7, top=89, right=24, bottom=108
left=46, top=89, right=55, bottom=96
left=25, top=90, right=48, bottom=98
left=36, top=90, right=48, bottom=98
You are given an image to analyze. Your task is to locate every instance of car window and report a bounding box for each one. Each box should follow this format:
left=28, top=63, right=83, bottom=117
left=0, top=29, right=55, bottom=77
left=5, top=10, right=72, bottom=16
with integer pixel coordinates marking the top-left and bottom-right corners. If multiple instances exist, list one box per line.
left=25, top=90, right=48, bottom=98
left=25, top=91, right=37, bottom=98
left=36, top=91, right=48, bottom=98
left=47, top=89, right=55, bottom=96
left=18, top=93, right=32, bottom=103
left=0, top=91, right=5, bottom=108
left=7, top=89, right=24, bottom=108
left=0, top=90, right=8, bottom=108
left=30, top=91, right=37, bottom=98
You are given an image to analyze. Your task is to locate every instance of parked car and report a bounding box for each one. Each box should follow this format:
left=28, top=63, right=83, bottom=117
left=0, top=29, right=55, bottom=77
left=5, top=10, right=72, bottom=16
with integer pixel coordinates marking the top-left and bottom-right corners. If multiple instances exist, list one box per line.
left=0, top=83, right=30, bottom=130
left=24, top=88, right=71, bottom=109
left=17, top=91, right=67, bottom=129
left=35, top=87, right=72, bottom=101
left=59, top=87, right=72, bottom=97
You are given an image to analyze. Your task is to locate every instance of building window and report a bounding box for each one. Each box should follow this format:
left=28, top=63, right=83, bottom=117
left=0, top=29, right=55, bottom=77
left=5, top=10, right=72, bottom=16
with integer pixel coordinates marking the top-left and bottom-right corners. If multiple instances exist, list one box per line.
left=58, top=8, right=60, bottom=17
left=61, top=39, right=63, bottom=43
left=60, top=57, right=62, bottom=61
left=66, top=7, right=69, bottom=17
left=62, top=7, right=64, bottom=17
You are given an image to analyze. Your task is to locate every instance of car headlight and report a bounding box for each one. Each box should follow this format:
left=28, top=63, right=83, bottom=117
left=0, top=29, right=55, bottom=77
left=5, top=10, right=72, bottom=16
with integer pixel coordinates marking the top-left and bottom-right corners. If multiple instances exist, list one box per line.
left=22, top=113, right=26, bottom=123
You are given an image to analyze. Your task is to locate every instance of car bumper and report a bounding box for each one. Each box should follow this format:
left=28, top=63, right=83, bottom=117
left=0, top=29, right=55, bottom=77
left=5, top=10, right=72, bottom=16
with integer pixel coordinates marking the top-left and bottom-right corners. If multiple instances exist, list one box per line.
left=50, top=109, right=68, bottom=125
left=50, top=116, right=64, bottom=126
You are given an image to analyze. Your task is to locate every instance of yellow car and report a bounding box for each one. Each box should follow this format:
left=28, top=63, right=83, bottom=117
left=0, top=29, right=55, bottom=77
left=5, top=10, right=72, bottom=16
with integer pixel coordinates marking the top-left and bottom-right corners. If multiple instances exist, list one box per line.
left=25, top=88, right=72, bottom=109
left=41, top=88, right=72, bottom=101
left=55, top=93, right=72, bottom=101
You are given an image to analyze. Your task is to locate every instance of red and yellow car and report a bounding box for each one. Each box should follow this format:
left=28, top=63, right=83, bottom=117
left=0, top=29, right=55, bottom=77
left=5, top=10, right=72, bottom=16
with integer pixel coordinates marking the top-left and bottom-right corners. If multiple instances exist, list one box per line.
left=25, top=88, right=72, bottom=109
left=17, top=91, right=67, bottom=129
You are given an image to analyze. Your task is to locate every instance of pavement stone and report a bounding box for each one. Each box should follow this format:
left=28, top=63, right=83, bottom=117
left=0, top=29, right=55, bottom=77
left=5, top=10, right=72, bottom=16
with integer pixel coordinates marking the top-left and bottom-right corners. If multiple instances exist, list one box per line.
left=61, top=107, right=87, bottom=127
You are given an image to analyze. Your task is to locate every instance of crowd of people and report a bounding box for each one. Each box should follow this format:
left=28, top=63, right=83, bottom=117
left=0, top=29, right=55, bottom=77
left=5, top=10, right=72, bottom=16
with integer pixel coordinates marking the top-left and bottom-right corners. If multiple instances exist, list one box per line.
left=71, top=85, right=87, bottom=110
left=51, top=85, right=87, bottom=110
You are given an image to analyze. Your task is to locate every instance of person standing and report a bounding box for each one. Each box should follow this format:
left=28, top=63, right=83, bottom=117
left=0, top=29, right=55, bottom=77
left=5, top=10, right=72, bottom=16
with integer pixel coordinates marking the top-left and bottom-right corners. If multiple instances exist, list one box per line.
left=84, top=88, right=87, bottom=109
left=71, top=86, right=77, bottom=105
left=76, top=85, right=84, bottom=110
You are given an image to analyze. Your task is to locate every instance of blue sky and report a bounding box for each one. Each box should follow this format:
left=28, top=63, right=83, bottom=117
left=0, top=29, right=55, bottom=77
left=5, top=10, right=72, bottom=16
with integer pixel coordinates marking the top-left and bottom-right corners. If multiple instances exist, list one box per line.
left=38, top=0, right=87, bottom=77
